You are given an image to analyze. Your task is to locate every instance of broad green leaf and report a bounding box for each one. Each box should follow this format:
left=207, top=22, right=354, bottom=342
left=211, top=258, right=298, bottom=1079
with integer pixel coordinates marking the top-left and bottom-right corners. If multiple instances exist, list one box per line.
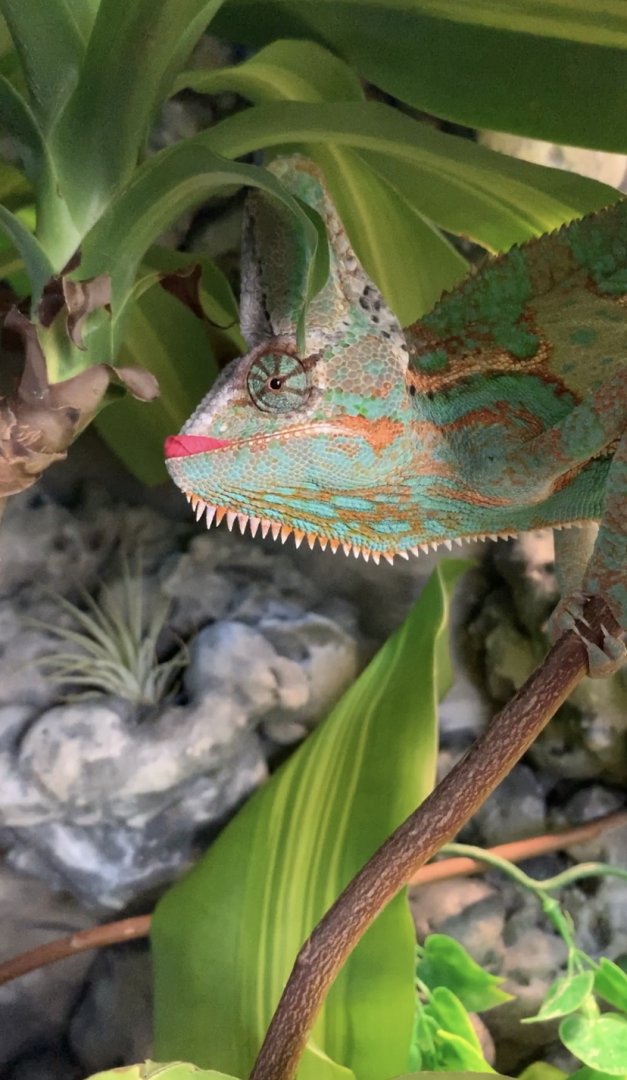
left=0, top=202, right=52, bottom=300
left=186, top=39, right=465, bottom=322
left=416, top=935, right=512, bottom=1012
left=85, top=1065, right=239, bottom=1080
left=205, top=101, right=619, bottom=253
left=95, top=284, right=219, bottom=485
left=0, top=0, right=86, bottom=128
left=523, top=971, right=595, bottom=1023
left=49, top=0, right=226, bottom=227
left=594, top=958, right=627, bottom=1012
left=152, top=562, right=469, bottom=1080
left=78, top=147, right=325, bottom=333
left=560, top=1014, right=627, bottom=1075
left=211, top=1, right=627, bottom=153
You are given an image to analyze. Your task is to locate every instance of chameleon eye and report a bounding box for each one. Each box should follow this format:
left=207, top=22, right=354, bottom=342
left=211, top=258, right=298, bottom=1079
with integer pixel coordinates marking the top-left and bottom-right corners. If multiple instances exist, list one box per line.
left=247, top=351, right=311, bottom=413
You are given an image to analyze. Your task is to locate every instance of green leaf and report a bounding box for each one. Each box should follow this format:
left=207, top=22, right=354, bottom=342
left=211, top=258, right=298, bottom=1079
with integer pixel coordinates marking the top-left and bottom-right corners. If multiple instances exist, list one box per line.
left=393, top=1074, right=511, bottom=1080
left=152, top=562, right=469, bottom=1080
left=560, top=1014, right=627, bottom=1075
left=425, top=986, right=487, bottom=1058
left=211, top=1, right=627, bottom=153
left=0, top=202, right=52, bottom=300
left=594, top=959, right=627, bottom=1013
left=0, top=159, right=31, bottom=210
left=570, top=1068, right=627, bottom=1080
left=186, top=39, right=465, bottom=323
left=205, top=101, right=619, bottom=253
left=141, top=246, right=239, bottom=330
left=84, top=1065, right=240, bottom=1080
left=78, top=147, right=325, bottom=340
left=524, top=972, right=595, bottom=1023
left=0, top=74, right=44, bottom=178
left=49, top=0, right=227, bottom=226
left=517, top=1065, right=568, bottom=1080
left=432, top=1032, right=495, bottom=1073
left=176, top=37, right=364, bottom=102
left=0, top=203, right=33, bottom=294
left=417, top=935, right=512, bottom=1012
left=94, top=283, right=219, bottom=485
left=0, top=0, right=86, bottom=128
left=310, top=147, right=466, bottom=324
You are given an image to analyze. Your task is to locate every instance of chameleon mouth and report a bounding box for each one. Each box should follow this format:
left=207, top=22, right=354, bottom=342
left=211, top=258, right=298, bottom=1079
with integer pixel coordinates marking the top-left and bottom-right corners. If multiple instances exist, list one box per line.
left=165, top=435, right=233, bottom=457
left=181, top=491, right=552, bottom=565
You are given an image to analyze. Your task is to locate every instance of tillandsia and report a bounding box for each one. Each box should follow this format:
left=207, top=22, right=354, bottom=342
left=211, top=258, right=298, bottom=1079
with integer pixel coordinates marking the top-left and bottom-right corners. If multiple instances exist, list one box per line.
left=165, top=155, right=627, bottom=677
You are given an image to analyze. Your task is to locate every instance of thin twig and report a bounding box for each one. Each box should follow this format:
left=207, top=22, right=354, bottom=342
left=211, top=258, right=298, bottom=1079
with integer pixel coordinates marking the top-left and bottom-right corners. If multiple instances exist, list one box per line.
left=410, top=808, right=627, bottom=884
left=248, top=596, right=620, bottom=1080
left=0, top=810, right=624, bottom=989
left=0, top=915, right=151, bottom=986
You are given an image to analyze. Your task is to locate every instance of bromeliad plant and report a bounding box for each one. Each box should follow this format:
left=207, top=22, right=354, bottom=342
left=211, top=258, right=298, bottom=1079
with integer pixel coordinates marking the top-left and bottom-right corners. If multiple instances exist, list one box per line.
left=0, top=1, right=624, bottom=493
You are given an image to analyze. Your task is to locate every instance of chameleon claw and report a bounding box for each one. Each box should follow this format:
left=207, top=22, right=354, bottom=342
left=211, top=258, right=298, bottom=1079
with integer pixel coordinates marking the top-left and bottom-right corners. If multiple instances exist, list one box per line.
left=547, top=591, right=626, bottom=677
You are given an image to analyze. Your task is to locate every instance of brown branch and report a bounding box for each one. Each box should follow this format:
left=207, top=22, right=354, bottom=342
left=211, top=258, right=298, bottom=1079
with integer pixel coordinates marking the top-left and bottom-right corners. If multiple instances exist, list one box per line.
left=1, top=809, right=623, bottom=990
left=0, top=915, right=151, bottom=986
left=248, top=596, right=620, bottom=1080
left=409, top=808, right=627, bottom=885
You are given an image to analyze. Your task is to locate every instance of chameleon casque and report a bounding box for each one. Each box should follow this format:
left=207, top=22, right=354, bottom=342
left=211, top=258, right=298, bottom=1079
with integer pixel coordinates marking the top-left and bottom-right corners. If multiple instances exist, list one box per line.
left=165, top=156, right=627, bottom=677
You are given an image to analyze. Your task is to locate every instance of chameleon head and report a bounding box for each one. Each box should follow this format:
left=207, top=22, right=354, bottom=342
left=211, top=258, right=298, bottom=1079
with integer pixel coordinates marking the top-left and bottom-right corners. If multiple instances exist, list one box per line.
left=165, top=328, right=417, bottom=555
left=165, top=155, right=418, bottom=557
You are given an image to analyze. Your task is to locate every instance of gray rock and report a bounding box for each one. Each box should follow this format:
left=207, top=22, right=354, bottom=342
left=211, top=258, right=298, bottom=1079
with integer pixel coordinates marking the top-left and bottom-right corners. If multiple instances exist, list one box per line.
left=5, top=697, right=267, bottom=908
left=69, top=944, right=152, bottom=1075
left=552, top=787, right=627, bottom=957
left=0, top=706, right=35, bottom=751
left=6, top=1048, right=82, bottom=1080
left=0, top=860, right=93, bottom=1069
left=471, top=764, right=546, bottom=846
left=468, top=530, right=627, bottom=781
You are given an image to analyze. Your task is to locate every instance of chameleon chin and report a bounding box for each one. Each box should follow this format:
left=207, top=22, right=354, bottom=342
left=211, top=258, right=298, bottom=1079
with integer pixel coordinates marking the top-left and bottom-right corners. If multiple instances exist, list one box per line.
left=165, top=155, right=627, bottom=678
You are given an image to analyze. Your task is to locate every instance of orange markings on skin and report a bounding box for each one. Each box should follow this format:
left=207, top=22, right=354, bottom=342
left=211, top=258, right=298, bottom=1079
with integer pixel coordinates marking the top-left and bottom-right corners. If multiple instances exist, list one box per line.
left=338, top=414, right=405, bottom=450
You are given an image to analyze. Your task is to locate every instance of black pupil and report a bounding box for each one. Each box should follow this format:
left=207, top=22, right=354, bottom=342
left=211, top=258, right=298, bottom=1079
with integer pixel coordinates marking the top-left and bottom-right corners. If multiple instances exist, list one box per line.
left=269, top=377, right=283, bottom=390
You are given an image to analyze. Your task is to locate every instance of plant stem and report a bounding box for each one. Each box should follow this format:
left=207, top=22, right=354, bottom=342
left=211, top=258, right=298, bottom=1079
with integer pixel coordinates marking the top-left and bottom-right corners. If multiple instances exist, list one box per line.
left=248, top=596, right=619, bottom=1080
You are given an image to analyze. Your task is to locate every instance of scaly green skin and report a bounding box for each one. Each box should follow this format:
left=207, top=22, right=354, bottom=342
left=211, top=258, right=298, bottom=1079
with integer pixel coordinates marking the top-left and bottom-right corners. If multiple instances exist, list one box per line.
left=165, top=157, right=626, bottom=675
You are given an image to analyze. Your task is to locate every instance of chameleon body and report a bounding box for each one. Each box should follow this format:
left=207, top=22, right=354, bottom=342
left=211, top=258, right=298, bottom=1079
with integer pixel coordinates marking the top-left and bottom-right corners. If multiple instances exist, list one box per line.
left=165, top=156, right=627, bottom=675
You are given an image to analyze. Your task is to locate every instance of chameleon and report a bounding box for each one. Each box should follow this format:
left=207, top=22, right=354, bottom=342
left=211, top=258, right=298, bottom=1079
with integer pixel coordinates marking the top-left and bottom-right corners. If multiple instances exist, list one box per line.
left=165, top=155, right=626, bottom=677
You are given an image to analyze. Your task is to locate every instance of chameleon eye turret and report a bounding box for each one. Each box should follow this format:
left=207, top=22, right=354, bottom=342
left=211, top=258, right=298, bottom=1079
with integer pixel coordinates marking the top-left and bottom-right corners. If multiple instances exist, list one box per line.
left=247, top=349, right=312, bottom=413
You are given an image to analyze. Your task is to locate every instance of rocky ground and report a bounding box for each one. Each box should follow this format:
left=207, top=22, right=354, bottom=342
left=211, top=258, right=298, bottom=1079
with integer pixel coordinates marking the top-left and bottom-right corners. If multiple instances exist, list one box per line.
left=0, top=480, right=625, bottom=1078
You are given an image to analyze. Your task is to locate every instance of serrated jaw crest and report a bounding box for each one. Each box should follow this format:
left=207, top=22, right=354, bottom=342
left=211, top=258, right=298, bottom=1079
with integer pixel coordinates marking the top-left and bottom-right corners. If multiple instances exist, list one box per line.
left=183, top=491, right=527, bottom=562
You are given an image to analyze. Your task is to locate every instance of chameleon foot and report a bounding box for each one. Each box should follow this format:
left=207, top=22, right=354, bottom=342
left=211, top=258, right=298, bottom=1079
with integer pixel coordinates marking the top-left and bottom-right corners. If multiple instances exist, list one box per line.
left=547, top=592, right=627, bottom=678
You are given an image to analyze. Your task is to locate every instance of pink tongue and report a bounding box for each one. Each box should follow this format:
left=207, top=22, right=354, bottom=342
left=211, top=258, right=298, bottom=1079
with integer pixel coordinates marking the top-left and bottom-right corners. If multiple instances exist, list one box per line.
left=164, top=434, right=232, bottom=458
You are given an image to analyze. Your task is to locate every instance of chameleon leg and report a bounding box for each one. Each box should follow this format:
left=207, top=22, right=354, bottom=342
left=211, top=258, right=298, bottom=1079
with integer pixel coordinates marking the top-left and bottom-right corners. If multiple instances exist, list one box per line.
left=551, top=517, right=626, bottom=677
left=479, top=372, right=626, bottom=675
left=571, top=430, right=627, bottom=676
left=553, top=523, right=598, bottom=597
